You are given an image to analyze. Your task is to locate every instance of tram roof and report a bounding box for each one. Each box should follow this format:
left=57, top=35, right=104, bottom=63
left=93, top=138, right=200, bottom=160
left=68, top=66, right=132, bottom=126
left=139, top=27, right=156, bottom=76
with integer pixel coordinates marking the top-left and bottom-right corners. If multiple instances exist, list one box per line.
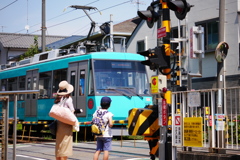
left=0, top=51, right=145, bottom=79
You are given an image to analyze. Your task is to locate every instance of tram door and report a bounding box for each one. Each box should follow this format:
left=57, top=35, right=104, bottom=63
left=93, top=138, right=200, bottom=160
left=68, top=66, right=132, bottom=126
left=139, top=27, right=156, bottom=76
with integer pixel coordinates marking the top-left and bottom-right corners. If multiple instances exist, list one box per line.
left=68, top=61, right=88, bottom=117
left=25, top=69, right=39, bottom=118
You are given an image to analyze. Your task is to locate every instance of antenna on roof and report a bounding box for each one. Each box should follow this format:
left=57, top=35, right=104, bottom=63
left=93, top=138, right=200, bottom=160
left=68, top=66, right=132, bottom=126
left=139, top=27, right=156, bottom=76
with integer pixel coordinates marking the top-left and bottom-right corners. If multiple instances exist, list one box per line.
left=131, top=0, right=146, bottom=11
left=25, top=0, right=30, bottom=33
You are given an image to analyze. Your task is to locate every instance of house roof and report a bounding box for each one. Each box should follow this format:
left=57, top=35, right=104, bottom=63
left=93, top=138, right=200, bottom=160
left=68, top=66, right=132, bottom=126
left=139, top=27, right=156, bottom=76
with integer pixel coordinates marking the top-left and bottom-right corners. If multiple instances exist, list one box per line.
left=0, top=17, right=141, bottom=50
left=46, top=35, right=84, bottom=49
left=113, top=16, right=141, bottom=33
left=0, top=32, right=67, bottom=49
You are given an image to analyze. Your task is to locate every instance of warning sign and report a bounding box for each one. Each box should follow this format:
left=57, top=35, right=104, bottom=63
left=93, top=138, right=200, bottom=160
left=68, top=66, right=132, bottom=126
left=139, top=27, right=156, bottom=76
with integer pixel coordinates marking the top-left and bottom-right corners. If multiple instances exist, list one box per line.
left=175, top=115, right=181, bottom=126
left=173, top=114, right=182, bottom=146
left=151, top=76, right=159, bottom=94
left=183, top=117, right=203, bottom=147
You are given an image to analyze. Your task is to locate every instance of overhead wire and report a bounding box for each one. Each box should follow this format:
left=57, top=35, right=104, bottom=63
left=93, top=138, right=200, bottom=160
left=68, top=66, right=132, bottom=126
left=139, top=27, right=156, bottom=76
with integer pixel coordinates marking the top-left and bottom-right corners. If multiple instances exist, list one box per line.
left=46, top=1, right=131, bottom=32
left=1, top=0, right=132, bottom=44
left=0, top=0, right=18, bottom=11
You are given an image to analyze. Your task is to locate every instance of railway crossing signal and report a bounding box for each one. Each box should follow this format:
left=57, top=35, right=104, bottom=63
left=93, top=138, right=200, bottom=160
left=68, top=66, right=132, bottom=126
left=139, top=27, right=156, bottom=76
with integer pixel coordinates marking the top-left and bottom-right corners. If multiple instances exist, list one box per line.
left=167, top=0, right=193, bottom=20
left=137, top=5, right=159, bottom=28
left=137, top=46, right=169, bottom=71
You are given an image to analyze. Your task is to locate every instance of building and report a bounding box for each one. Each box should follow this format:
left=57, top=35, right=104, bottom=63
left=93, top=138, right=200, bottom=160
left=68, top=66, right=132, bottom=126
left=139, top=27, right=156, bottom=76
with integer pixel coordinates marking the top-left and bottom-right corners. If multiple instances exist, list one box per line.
left=0, top=33, right=69, bottom=65
left=127, top=0, right=239, bottom=90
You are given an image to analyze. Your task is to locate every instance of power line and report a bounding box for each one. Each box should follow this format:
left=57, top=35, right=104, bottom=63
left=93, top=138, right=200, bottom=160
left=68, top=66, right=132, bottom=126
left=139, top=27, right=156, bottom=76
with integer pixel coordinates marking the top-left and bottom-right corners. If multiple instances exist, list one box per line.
left=0, top=0, right=18, bottom=11
left=46, top=1, right=131, bottom=31
left=11, top=0, right=101, bottom=34
left=1, top=0, right=132, bottom=44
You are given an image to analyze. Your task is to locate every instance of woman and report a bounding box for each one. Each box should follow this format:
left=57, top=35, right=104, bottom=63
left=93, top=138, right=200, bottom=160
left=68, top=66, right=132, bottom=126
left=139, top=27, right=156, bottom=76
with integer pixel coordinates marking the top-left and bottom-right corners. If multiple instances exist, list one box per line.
left=55, top=80, right=75, bottom=160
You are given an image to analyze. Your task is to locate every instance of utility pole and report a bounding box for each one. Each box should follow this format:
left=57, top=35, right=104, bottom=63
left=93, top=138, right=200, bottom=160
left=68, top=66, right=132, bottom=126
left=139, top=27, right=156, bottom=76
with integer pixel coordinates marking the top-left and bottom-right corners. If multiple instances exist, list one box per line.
left=41, top=0, right=46, bottom=52
left=216, top=0, right=225, bottom=152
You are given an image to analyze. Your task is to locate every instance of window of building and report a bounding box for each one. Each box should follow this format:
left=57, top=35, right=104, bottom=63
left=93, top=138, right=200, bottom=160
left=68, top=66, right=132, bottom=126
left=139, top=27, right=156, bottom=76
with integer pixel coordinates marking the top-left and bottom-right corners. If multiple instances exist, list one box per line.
left=196, top=19, right=219, bottom=51
left=137, top=40, right=145, bottom=52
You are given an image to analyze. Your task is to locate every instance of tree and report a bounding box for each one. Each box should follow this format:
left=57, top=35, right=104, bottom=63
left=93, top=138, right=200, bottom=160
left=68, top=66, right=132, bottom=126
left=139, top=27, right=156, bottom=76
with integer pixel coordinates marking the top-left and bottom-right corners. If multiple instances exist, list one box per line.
left=20, top=36, right=40, bottom=60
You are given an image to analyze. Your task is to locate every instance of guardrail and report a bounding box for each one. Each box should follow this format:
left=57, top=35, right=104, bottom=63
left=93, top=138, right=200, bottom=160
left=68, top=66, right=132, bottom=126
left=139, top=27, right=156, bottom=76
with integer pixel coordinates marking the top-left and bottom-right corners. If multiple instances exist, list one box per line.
left=171, top=87, right=240, bottom=159
left=0, top=90, right=39, bottom=160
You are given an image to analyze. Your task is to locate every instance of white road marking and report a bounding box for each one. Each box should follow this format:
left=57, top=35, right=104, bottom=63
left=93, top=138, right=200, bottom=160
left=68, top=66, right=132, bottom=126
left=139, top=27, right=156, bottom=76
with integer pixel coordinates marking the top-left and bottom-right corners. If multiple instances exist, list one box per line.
left=17, top=155, right=47, bottom=160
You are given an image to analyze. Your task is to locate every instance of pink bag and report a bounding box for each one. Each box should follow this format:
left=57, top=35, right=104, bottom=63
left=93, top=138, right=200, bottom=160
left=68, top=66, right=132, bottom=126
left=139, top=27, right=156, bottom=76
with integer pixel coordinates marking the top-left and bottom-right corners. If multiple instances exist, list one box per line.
left=49, top=99, right=76, bottom=125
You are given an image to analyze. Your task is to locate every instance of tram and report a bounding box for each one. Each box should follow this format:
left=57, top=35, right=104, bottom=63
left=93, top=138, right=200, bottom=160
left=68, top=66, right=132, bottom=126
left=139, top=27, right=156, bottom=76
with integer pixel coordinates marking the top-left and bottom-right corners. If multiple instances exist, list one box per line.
left=0, top=43, right=152, bottom=136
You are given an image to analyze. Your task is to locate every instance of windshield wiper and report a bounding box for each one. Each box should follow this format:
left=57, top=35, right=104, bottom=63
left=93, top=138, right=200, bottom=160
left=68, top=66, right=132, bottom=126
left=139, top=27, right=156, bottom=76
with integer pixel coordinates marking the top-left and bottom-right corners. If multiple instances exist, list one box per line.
left=122, top=87, right=143, bottom=99
left=108, top=88, right=132, bottom=99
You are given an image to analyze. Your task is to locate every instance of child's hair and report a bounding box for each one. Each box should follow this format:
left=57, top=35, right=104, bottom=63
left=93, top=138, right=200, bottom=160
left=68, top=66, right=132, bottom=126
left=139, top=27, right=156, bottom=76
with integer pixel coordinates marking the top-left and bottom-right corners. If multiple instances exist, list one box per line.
left=101, top=102, right=111, bottom=109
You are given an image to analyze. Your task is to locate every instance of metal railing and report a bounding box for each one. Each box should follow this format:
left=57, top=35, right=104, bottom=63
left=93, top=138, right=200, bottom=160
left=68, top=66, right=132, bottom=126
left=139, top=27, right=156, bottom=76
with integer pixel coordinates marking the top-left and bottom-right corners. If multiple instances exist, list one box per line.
left=171, top=87, right=240, bottom=158
left=0, top=90, right=39, bottom=160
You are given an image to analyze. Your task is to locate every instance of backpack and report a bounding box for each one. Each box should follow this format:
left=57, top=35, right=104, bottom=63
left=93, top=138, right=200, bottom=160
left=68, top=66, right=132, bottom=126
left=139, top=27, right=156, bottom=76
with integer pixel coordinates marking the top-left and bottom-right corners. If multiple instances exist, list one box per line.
left=91, top=110, right=109, bottom=136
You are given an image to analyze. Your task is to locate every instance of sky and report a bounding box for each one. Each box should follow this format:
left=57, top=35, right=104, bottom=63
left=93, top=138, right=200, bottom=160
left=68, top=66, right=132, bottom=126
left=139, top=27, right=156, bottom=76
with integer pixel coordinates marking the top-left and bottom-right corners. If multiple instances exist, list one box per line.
left=0, top=0, right=151, bottom=36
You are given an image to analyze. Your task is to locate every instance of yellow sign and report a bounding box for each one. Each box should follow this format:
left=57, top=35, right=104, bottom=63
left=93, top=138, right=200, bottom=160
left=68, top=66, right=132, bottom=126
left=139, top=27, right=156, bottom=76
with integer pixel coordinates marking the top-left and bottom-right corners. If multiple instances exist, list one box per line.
left=183, top=117, right=203, bottom=147
left=205, top=106, right=210, bottom=115
left=151, top=76, right=158, bottom=94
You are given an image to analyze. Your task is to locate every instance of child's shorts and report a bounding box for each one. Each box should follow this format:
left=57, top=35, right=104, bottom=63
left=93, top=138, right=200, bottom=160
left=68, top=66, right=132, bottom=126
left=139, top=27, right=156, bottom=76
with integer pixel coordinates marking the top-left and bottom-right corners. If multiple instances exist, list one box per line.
left=96, top=137, right=112, bottom=151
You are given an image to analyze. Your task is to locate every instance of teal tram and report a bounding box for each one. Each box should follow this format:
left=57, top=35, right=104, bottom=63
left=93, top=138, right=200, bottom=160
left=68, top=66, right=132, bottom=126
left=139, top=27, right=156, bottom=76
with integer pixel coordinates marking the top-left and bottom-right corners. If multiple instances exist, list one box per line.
left=0, top=45, right=153, bottom=139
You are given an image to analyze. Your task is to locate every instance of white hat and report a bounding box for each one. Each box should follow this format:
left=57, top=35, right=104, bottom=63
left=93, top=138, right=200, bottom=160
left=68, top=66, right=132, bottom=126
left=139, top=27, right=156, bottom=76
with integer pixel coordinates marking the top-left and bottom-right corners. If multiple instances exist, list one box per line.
left=57, top=80, right=74, bottom=95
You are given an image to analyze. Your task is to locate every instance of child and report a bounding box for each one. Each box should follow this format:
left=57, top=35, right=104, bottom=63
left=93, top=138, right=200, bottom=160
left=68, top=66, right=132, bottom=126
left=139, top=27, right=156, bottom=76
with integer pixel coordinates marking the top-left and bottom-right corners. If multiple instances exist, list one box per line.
left=93, top=97, right=114, bottom=160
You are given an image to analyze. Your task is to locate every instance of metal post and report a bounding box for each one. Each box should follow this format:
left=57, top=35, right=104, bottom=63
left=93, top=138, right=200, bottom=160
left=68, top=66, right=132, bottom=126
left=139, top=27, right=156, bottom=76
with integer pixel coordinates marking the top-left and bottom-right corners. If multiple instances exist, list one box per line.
left=0, top=90, right=39, bottom=160
left=110, top=14, right=114, bottom=52
left=13, top=94, right=17, bottom=160
left=1, top=97, right=9, bottom=160
left=176, top=20, right=182, bottom=88
left=161, top=0, right=171, bottom=80
left=216, top=0, right=226, bottom=152
left=41, top=0, right=46, bottom=52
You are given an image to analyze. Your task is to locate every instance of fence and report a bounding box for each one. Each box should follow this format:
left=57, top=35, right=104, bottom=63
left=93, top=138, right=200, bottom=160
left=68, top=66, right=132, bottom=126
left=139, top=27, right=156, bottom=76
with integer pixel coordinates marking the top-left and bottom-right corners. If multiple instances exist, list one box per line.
left=171, top=86, right=240, bottom=157
left=0, top=90, right=39, bottom=160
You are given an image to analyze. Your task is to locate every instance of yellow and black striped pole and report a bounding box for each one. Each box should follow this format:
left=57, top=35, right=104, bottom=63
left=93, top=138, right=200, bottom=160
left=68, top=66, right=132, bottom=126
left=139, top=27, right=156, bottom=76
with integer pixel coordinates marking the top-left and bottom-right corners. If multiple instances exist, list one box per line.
left=176, top=53, right=180, bottom=86
left=161, top=0, right=173, bottom=79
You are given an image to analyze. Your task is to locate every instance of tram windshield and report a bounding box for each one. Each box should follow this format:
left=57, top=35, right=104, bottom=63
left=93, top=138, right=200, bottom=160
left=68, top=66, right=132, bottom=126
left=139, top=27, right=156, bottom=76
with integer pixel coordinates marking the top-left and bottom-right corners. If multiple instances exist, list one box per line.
left=93, top=60, right=150, bottom=96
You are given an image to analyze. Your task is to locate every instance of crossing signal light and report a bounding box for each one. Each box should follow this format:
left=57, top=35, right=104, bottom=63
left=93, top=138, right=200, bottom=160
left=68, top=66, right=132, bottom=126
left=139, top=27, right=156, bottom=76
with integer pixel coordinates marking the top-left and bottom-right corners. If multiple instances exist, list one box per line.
left=167, top=0, right=193, bottom=20
left=151, top=46, right=169, bottom=69
left=138, top=48, right=158, bottom=70
left=137, top=6, right=159, bottom=28
left=137, top=46, right=169, bottom=71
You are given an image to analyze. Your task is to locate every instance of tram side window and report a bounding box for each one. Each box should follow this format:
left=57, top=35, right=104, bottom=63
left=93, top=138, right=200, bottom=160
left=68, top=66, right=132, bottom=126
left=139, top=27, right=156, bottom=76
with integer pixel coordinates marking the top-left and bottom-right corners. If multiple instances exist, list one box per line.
left=79, top=70, right=85, bottom=96
left=88, top=69, right=94, bottom=95
left=53, top=69, right=67, bottom=94
left=1, top=79, right=7, bottom=91
left=18, top=76, right=26, bottom=100
left=8, top=77, right=17, bottom=91
left=8, top=77, right=18, bottom=101
left=39, top=72, right=51, bottom=99
left=70, top=71, right=76, bottom=96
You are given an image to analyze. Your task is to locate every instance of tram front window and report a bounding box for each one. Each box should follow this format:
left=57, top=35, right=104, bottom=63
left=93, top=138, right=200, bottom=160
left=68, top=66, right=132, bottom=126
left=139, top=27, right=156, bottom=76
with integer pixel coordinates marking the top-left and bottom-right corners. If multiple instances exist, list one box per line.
left=93, top=60, right=150, bottom=95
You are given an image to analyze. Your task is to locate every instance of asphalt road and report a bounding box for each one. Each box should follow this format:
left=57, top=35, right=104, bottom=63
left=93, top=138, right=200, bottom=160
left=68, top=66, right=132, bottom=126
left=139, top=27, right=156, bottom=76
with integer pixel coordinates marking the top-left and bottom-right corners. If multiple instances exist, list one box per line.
left=4, top=140, right=157, bottom=160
